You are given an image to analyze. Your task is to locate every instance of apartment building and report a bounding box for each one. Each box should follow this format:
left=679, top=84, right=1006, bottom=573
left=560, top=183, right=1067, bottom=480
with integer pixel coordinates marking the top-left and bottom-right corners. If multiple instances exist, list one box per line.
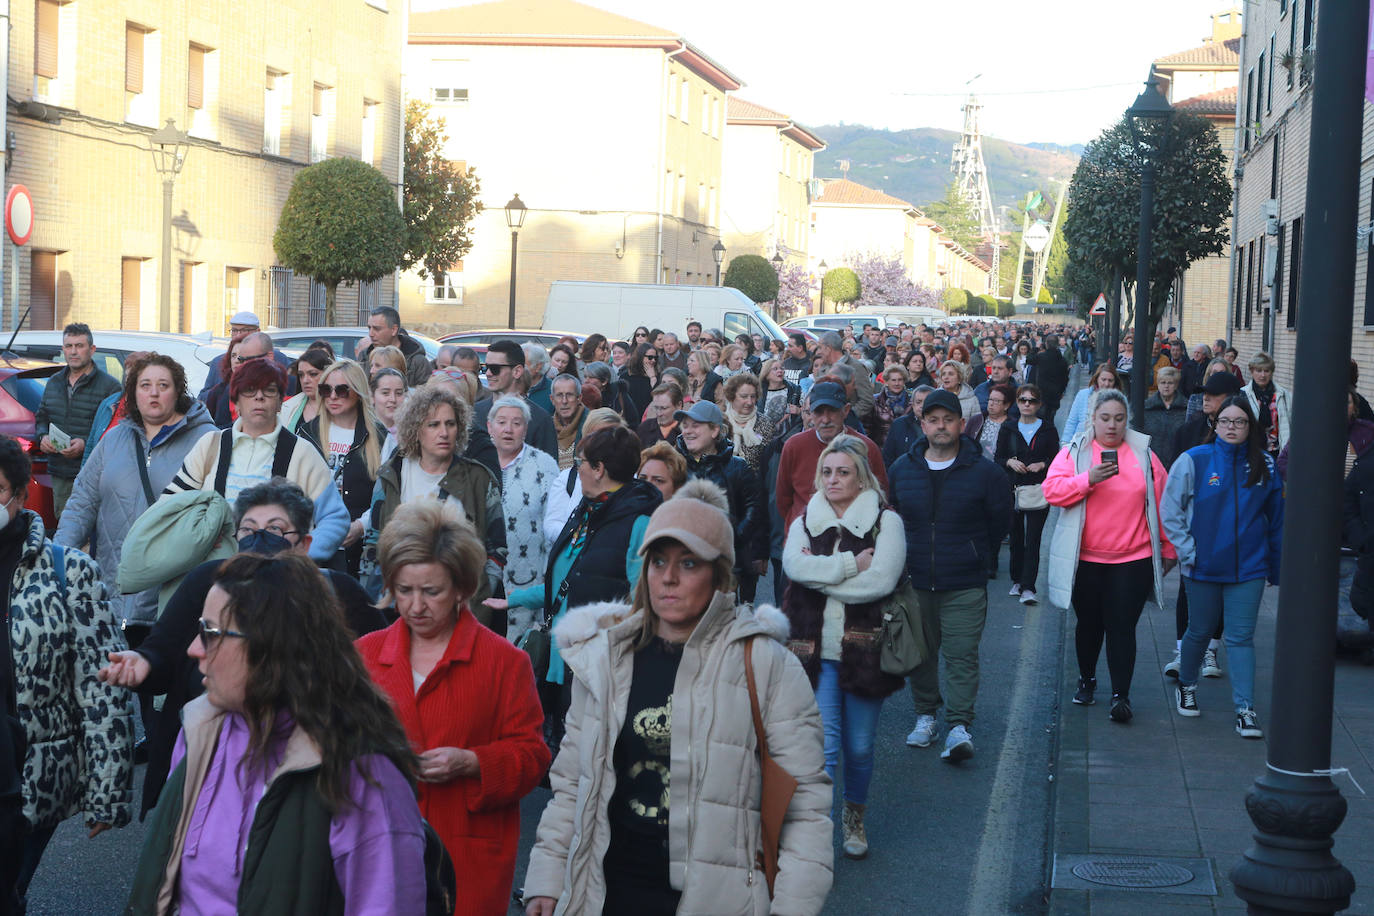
left=1227, top=0, right=1368, bottom=394
left=403, top=0, right=740, bottom=331
left=7, top=0, right=403, bottom=333
left=721, top=97, right=824, bottom=270
left=1152, top=7, right=1241, bottom=350
left=809, top=178, right=988, bottom=299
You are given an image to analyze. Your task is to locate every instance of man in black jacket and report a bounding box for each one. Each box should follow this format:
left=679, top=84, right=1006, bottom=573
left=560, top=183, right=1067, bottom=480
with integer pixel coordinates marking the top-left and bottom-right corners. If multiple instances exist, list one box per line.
left=472, top=340, right=558, bottom=460
left=1029, top=335, right=1070, bottom=422
left=35, top=323, right=122, bottom=519
left=889, top=390, right=1012, bottom=764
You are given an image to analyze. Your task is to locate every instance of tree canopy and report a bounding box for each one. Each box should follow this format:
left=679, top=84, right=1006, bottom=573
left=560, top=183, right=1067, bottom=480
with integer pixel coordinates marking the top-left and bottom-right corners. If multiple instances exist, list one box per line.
left=402, top=100, right=482, bottom=280
left=924, top=182, right=982, bottom=250
left=847, top=251, right=940, bottom=310
left=1062, top=111, right=1230, bottom=336
left=723, top=254, right=780, bottom=304
left=273, top=157, right=406, bottom=325
left=821, top=267, right=861, bottom=311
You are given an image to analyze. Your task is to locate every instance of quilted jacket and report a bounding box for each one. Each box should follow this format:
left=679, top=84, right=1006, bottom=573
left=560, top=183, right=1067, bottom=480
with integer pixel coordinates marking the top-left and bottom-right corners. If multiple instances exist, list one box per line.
left=523, top=594, right=833, bottom=915
left=55, top=401, right=216, bottom=627
left=10, top=511, right=134, bottom=829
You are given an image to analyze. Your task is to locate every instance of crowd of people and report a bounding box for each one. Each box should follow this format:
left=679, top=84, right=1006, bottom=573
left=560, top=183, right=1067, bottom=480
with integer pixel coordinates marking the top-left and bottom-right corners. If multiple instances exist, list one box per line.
left=0, top=307, right=1316, bottom=914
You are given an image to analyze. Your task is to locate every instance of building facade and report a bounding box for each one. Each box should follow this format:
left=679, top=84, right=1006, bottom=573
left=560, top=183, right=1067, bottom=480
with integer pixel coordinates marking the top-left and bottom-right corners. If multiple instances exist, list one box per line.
left=403, top=0, right=739, bottom=332
left=721, top=97, right=824, bottom=272
left=1227, top=0, right=1374, bottom=398
left=1153, top=7, right=1241, bottom=350
left=7, top=0, right=404, bottom=333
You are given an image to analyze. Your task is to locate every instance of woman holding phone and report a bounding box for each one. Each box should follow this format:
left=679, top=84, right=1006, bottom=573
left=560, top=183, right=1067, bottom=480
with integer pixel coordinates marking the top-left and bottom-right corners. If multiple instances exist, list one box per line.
left=1043, top=389, right=1175, bottom=723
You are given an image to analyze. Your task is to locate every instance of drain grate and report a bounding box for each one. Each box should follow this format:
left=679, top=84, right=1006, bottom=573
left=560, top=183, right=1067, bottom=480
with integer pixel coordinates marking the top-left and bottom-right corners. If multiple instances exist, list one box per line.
left=1070, top=858, right=1196, bottom=889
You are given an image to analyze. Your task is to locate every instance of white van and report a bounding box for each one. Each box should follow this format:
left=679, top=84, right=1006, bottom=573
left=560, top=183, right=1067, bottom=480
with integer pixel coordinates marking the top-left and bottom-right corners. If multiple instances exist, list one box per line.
left=783, top=306, right=949, bottom=335
left=543, top=281, right=789, bottom=343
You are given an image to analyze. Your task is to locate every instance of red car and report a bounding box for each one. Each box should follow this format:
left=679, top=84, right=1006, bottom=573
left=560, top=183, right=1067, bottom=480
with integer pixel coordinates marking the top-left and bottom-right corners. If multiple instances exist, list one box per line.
left=0, top=356, right=66, bottom=530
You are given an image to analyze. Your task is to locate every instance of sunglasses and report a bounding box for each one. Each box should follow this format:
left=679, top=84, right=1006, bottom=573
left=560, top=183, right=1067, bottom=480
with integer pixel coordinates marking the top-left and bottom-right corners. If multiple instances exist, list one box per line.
left=198, top=617, right=247, bottom=649
left=1018, top=397, right=1040, bottom=404
left=233, top=352, right=268, bottom=364
left=645, top=354, right=657, bottom=361
left=319, top=383, right=355, bottom=399
left=484, top=363, right=510, bottom=375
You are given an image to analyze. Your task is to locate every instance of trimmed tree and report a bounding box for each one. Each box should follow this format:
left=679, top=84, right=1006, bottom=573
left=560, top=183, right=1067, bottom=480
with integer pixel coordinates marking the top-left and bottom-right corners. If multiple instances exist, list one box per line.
left=820, top=267, right=860, bottom=312
left=274, top=158, right=406, bottom=325
left=723, top=254, right=780, bottom=305
left=402, top=100, right=482, bottom=280
left=943, top=287, right=969, bottom=315
left=1063, top=111, right=1230, bottom=341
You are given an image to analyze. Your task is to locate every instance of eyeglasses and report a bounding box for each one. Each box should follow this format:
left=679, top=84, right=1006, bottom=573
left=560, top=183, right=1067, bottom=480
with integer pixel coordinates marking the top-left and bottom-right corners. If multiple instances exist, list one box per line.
left=198, top=618, right=247, bottom=649
left=236, top=523, right=300, bottom=541
left=239, top=387, right=281, bottom=400
left=1018, top=397, right=1040, bottom=404
left=1216, top=417, right=1250, bottom=429
left=644, top=354, right=657, bottom=361
left=233, top=352, right=268, bottom=364
left=484, top=363, right=510, bottom=375
left=319, top=384, right=355, bottom=399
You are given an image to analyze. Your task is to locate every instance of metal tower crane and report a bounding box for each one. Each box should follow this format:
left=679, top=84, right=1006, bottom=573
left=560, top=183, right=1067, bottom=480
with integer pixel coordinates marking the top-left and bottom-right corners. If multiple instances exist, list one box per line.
left=950, top=88, right=1000, bottom=294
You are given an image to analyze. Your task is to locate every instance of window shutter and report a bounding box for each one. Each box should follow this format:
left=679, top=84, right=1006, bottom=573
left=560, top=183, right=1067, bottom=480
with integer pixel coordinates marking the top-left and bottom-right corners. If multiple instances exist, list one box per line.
left=312, top=85, right=325, bottom=118
left=125, top=25, right=144, bottom=94
left=188, top=46, right=205, bottom=109
left=121, top=258, right=142, bottom=329
left=30, top=252, right=55, bottom=331
left=34, top=0, right=59, bottom=79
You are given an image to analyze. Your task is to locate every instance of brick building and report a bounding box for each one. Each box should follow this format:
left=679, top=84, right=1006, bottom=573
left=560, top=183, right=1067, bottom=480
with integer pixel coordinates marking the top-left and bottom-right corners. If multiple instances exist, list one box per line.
left=6, top=0, right=404, bottom=333
left=1229, top=0, right=1374, bottom=398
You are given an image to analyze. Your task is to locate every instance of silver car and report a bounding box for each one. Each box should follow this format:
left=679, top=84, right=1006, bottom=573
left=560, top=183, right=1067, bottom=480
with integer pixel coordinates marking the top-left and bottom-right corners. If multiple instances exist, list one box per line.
left=0, top=329, right=229, bottom=395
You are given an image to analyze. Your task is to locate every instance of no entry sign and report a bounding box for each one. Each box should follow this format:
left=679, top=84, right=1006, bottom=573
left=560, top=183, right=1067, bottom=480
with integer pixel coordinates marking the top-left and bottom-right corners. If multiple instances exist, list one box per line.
left=5, top=185, right=33, bottom=246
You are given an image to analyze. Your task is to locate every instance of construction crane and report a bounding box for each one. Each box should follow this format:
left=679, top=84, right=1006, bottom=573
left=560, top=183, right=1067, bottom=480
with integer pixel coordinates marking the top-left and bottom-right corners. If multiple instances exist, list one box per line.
left=950, top=81, right=1000, bottom=295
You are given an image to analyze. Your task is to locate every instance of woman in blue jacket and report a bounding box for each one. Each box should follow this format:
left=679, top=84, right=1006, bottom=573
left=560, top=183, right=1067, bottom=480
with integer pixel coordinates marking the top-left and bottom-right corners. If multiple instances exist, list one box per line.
left=1161, top=397, right=1284, bottom=739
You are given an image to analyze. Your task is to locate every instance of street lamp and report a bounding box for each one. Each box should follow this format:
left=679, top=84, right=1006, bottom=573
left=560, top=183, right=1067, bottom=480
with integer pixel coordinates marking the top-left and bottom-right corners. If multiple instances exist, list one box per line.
left=149, top=119, right=189, bottom=333
left=504, top=193, right=527, bottom=330
left=817, top=259, right=828, bottom=314
left=771, top=251, right=785, bottom=320
left=1126, top=77, right=1172, bottom=428
left=711, top=240, right=725, bottom=286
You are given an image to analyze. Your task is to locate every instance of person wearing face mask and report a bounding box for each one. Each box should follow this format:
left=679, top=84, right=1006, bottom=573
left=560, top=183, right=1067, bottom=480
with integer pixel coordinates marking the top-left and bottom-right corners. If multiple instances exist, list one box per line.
left=0, top=435, right=133, bottom=912
left=98, top=478, right=387, bottom=820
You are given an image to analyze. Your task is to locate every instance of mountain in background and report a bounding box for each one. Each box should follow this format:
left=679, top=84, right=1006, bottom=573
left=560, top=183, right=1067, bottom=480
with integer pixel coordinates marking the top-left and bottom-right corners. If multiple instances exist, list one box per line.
left=810, top=124, right=1082, bottom=213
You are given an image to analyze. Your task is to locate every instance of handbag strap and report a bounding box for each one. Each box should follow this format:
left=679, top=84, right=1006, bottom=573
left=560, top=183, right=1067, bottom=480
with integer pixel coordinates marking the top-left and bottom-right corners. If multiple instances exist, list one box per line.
left=132, top=435, right=156, bottom=506
left=744, top=637, right=770, bottom=758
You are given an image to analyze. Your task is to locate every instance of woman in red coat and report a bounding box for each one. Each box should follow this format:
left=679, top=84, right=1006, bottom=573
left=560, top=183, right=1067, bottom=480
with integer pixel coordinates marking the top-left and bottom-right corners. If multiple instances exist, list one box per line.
left=357, top=499, right=549, bottom=916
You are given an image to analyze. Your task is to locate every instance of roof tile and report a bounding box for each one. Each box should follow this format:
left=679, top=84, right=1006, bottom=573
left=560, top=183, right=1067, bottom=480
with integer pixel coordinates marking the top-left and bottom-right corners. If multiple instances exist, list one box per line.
left=813, top=179, right=914, bottom=209
left=1154, top=37, right=1240, bottom=67
left=1174, top=86, right=1238, bottom=115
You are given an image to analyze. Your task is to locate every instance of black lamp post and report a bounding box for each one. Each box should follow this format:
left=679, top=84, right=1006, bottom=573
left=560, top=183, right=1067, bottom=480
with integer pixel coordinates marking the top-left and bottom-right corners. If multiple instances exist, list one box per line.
left=818, top=259, right=828, bottom=314
left=771, top=251, right=785, bottom=321
left=1229, top=0, right=1366, bottom=911
left=149, top=119, right=190, bottom=333
left=712, top=240, right=725, bottom=286
left=504, top=193, right=527, bottom=330
left=1126, top=78, right=1172, bottom=428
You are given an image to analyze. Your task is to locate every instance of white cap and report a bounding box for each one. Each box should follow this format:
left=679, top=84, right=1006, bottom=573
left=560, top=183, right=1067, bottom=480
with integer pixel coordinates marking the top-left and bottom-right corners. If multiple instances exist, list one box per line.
left=229, top=311, right=261, bottom=327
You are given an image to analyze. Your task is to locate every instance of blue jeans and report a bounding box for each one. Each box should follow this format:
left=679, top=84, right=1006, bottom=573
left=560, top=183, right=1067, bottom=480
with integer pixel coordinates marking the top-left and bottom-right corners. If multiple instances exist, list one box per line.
left=1179, top=577, right=1265, bottom=710
left=816, top=660, right=884, bottom=806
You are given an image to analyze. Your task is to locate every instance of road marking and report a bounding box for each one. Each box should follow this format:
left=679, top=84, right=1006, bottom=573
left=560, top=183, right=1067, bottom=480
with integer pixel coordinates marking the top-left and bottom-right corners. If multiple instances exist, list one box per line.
left=965, top=600, right=1047, bottom=915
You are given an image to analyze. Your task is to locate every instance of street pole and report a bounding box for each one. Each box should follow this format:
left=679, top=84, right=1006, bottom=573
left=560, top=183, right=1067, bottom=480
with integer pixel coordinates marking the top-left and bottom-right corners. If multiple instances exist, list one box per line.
left=1228, top=0, right=1366, bottom=912
left=159, top=177, right=173, bottom=332
left=506, top=228, right=518, bottom=331
left=1128, top=160, right=1153, bottom=428
left=1108, top=272, right=1121, bottom=361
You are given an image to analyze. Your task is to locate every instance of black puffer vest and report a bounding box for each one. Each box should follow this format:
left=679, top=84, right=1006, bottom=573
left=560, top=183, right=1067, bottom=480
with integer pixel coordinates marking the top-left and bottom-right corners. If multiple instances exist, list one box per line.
left=781, top=514, right=904, bottom=699
left=543, top=479, right=662, bottom=616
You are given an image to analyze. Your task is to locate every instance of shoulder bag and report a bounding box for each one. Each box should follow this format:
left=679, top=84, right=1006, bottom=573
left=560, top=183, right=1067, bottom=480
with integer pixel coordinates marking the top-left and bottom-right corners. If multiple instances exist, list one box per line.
left=744, top=637, right=797, bottom=898
left=1015, top=483, right=1048, bottom=512
left=879, top=577, right=929, bottom=676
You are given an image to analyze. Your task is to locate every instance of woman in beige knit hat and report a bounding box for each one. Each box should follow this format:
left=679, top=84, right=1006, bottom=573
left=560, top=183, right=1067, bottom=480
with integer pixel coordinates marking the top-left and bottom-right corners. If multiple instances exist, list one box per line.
left=524, top=479, right=832, bottom=916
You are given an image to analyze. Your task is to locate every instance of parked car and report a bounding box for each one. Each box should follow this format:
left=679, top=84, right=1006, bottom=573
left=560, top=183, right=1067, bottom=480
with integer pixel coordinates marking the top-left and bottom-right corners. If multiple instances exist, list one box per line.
left=439, top=328, right=587, bottom=350
left=543, top=281, right=788, bottom=343
left=783, top=307, right=950, bottom=334
left=267, top=326, right=444, bottom=363
left=1, top=330, right=228, bottom=396
left=0, top=356, right=66, bottom=530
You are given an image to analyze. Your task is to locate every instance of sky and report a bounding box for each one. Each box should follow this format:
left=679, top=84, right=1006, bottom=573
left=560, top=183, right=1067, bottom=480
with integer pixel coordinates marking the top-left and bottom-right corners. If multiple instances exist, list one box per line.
left=411, top=0, right=1235, bottom=147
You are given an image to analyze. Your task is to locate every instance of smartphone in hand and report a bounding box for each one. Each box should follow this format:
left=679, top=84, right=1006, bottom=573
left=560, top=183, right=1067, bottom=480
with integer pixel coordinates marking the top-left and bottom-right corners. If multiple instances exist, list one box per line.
left=1101, top=449, right=1118, bottom=464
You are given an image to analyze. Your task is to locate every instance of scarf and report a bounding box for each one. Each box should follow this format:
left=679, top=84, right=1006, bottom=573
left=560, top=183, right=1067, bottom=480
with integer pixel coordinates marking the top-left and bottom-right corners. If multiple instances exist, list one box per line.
left=725, top=404, right=762, bottom=448
left=554, top=405, right=585, bottom=469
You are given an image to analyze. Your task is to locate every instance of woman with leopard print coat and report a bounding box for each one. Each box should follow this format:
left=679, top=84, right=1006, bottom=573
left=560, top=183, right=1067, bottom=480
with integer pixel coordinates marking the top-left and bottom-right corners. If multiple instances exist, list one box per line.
left=1, top=434, right=133, bottom=903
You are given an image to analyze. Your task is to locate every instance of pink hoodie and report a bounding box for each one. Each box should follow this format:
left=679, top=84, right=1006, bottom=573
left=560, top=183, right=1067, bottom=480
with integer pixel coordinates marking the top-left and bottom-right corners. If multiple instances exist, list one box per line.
left=1043, top=439, right=1175, bottom=564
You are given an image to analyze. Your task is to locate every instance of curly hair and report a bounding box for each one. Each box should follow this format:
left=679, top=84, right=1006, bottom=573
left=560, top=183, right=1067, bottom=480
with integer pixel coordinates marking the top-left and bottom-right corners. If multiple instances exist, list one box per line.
left=123, top=353, right=193, bottom=427
left=210, top=553, right=417, bottom=812
left=721, top=371, right=760, bottom=404
left=938, top=359, right=970, bottom=386
left=394, top=384, right=470, bottom=459
left=579, top=333, right=608, bottom=365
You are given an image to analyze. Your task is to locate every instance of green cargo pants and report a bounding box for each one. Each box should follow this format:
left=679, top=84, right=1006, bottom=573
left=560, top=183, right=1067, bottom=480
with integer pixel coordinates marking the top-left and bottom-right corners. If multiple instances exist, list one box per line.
left=908, top=586, right=987, bottom=728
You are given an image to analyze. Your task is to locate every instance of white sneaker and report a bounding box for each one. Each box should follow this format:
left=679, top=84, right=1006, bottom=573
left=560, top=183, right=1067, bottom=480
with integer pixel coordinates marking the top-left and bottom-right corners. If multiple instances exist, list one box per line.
left=941, top=725, right=974, bottom=762
left=1019, top=589, right=1037, bottom=605
left=1163, top=652, right=1181, bottom=679
left=906, top=714, right=938, bottom=748
left=1008, top=583, right=1022, bottom=597
left=1202, top=648, right=1223, bottom=678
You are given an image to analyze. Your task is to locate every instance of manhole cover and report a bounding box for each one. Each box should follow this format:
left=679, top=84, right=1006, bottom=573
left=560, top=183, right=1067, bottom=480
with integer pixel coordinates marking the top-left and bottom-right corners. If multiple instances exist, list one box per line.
left=1071, top=858, right=1196, bottom=888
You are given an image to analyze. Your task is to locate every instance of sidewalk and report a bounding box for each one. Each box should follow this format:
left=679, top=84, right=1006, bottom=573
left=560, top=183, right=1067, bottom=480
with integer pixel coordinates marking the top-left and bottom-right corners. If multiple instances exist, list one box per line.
left=1047, top=575, right=1374, bottom=913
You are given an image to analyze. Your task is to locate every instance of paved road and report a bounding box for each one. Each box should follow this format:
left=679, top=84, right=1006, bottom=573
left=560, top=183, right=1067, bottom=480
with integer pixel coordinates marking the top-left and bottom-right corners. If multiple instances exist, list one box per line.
left=24, top=370, right=1089, bottom=915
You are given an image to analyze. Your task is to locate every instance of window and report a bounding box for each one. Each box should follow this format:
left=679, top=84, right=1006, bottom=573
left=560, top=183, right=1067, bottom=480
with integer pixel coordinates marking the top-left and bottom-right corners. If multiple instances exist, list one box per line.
left=679, top=80, right=689, bottom=125
left=357, top=279, right=380, bottom=322
left=124, top=23, right=160, bottom=126
left=1286, top=216, right=1297, bottom=328
left=696, top=182, right=706, bottom=222
left=676, top=173, right=686, bottom=217
left=263, top=69, right=287, bottom=155
left=1267, top=35, right=1276, bottom=112
left=30, top=251, right=56, bottom=330
left=270, top=266, right=293, bottom=328
left=361, top=99, right=378, bottom=164
left=1288, top=5, right=1298, bottom=88
left=427, top=267, right=462, bottom=303
left=125, top=24, right=143, bottom=94
left=1244, top=240, right=1255, bottom=329
left=308, top=278, right=327, bottom=324
left=1233, top=244, right=1246, bottom=329
left=311, top=83, right=333, bottom=163
left=1303, top=0, right=1315, bottom=52
left=1255, top=53, right=1264, bottom=133
left=701, top=91, right=709, bottom=134
left=121, top=258, right=144, bottom=329
left=430, top=60, right=469, bottom=104
left=1243, top=69, right=1253, bottom=151
left=33, top=0, right=73, bottom=104
left=709, top=186, right=718, bottom=226
left=188, top=45, right=205, bottom=110
left=1274, top=223, right=1285, bottom=316
left=187, top=44, right=217, bottom=138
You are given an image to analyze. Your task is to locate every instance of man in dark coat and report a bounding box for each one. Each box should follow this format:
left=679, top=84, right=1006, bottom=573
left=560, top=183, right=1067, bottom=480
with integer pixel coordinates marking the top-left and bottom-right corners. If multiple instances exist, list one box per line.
left=1028, top=335, right=1069, bottom=422
left=35, top=323, right=122, bottom=518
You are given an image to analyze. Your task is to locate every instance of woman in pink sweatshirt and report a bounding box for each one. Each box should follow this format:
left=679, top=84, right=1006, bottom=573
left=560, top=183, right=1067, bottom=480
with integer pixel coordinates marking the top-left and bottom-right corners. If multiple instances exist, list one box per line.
left=1044, top=389, right=1176, bottom=724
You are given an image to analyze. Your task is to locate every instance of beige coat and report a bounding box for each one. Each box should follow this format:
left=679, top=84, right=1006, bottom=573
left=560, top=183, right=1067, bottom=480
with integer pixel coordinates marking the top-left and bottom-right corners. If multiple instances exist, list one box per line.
left=524, top=594, right=833, bottom=915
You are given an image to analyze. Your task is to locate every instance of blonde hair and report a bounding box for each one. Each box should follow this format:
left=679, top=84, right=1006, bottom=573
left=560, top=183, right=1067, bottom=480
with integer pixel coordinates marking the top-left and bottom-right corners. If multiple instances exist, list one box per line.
left=315, top=359, right=382, bottom=478
left=630, top=545, right=735, bottom=650
left=582, top=407, right=626, bottom=433
left=378, top=499, right=486, bottom=607
left=811, top=434, right=885, bottom=497
left=369, top=345, right=406, bottom=375
left=395, top=385, right=471, bottom=459
left=939, top=359, right=970, bottom=386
